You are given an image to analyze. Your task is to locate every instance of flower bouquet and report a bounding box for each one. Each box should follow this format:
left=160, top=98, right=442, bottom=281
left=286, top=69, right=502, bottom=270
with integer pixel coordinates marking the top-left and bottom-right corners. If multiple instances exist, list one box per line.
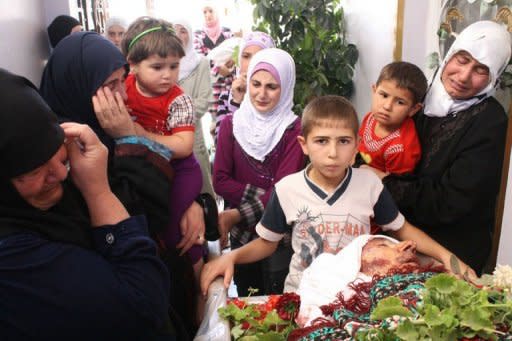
left=287, top=263, right=512, bottom=341
left=356, top=274, right=511, bottom=340
left=218, top=291, right=301, bottom=340
left=354, top=265, right=512, bottom=340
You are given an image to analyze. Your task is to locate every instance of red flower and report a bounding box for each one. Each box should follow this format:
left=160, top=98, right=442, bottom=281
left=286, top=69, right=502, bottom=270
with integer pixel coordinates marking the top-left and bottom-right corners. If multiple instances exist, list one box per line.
left=265, top=295, right=281, bottom=311
left=275, top=292, right=301, bottom=321
left=229, top=298, right=247, bottom=309
left=254, top=304, right=268, bottom=320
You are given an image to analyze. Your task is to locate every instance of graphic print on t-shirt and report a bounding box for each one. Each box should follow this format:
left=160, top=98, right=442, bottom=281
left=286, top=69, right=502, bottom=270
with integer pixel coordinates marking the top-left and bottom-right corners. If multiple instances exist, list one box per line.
left=294, top=206, right=369, bottom=268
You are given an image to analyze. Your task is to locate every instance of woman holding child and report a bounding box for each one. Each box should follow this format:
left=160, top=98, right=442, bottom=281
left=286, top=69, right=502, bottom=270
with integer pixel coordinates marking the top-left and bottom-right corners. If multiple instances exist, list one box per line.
left=40, top=31, right=204, bottom=338
left=379, top=21, right=512, bottom=273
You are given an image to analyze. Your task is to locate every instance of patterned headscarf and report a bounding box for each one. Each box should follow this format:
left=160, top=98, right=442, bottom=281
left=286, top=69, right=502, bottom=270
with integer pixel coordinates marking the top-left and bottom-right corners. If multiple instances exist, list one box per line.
left=232, top=48, right=297, bottom=161
left=238, top=31, right=275, bottom=67
left=424, top=21, right=511, bottom=117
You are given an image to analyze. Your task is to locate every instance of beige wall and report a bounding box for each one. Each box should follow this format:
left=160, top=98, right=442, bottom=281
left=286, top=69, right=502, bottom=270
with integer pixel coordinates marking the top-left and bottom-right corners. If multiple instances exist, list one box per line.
left=0, top=0, right=47, bottom=84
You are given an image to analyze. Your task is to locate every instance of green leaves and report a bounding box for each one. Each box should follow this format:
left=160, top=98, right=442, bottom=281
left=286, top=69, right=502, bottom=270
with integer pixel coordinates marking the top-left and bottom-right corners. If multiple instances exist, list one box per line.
left=250, top=0, right=358, bottom=113
left=395, top=320, right=421, bottom=340
left=218, top=295, right=299, bottom=340
left=371, top=296, right=413, bottom=320
left=357, top=273, right=512, bottom=340
left=424, top=273, right=457, bottom=295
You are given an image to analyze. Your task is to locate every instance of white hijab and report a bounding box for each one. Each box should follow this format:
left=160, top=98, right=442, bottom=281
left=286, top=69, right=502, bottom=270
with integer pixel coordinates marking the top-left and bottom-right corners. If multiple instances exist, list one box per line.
left=232, top=48, right=297, bottom=161
left=104, top=16, right=127, bottom=35
left=173, top=19, right=202, bottom=81
left=297, top=235, right=399, bottom=327
left=424, top=21, right=511, bottom=117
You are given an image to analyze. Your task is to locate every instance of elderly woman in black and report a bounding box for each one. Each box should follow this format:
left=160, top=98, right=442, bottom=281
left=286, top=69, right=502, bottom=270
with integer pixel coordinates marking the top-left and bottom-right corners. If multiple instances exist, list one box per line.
left=0, top=69, right=172, bottom=339
left=369, top=21, right=512, bottom=274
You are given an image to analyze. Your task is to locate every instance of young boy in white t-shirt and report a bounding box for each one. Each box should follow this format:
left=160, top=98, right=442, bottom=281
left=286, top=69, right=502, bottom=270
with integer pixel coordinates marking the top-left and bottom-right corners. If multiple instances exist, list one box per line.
left=200, top=95, right=474, bottom=295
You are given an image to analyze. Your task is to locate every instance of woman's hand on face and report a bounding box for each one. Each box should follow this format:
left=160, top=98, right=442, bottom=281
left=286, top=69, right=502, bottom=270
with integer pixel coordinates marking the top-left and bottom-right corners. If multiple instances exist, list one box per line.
left=93, top=87, right=136, bottom=138
left=61, top=122, right=110, bottom=199
left=177, top=201, right=206, bottom=255
left=133, top=122, right=147, bottom=137
left=231, top=74, right=247, bottom=104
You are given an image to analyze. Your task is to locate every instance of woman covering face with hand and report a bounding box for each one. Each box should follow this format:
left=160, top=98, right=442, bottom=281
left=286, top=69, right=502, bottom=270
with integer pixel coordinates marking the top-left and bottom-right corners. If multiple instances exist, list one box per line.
left=214, top=31, right=275, bottom=138
left=40, top=31, right=205, bottom=338
left=0, top=69, right=171, bottom=339
left=380, top=21, right=512, bottom=273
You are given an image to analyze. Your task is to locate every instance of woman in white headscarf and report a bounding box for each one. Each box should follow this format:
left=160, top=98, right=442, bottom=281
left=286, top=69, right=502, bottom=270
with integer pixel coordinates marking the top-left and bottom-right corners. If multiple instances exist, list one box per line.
left=213, top=48, right=306, bottom=296
left=213, top=31, right=275, bottom=139
left=104, top=16, right=127, bottom=49
left=373, top=21, right=512, bottom=274
left=174, top=18, right=215, bottom=198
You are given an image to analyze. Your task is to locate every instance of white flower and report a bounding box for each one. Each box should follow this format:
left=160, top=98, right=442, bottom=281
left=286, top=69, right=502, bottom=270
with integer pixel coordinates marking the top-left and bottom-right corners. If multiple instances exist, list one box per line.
left=492, top=264, right=512, bottom=290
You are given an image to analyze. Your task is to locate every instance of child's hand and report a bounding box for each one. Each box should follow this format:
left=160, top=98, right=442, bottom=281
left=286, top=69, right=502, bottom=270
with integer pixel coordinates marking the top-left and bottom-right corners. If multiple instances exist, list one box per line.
left=200, top=253, right=235, bottom=296
left=442, top=253, right=478, bottom=282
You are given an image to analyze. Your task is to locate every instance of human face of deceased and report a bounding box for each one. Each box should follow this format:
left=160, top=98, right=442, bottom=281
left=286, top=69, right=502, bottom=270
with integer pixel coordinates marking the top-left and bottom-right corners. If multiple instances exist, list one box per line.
left=361, top=238, right=419, bottom=276
left=441, top=51, right=490, bottom=100
left=11, top=145, right=69, bottom=210
left=249, top=70, right=281, bottom=114
left=131, top=54, right=180, bottom=97
left=298, top=121, right=358, bottom=191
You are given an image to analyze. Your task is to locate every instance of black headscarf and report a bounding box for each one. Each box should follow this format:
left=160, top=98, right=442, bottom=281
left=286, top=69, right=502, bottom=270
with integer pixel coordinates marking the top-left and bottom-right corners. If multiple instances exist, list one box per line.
left=40, top=31, right=170, bottom=237
left=0, top=68, right=91, bottom=248
left=47, top=15, right=81, bottom=48
left=40, top=31, right=128, bottom=150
